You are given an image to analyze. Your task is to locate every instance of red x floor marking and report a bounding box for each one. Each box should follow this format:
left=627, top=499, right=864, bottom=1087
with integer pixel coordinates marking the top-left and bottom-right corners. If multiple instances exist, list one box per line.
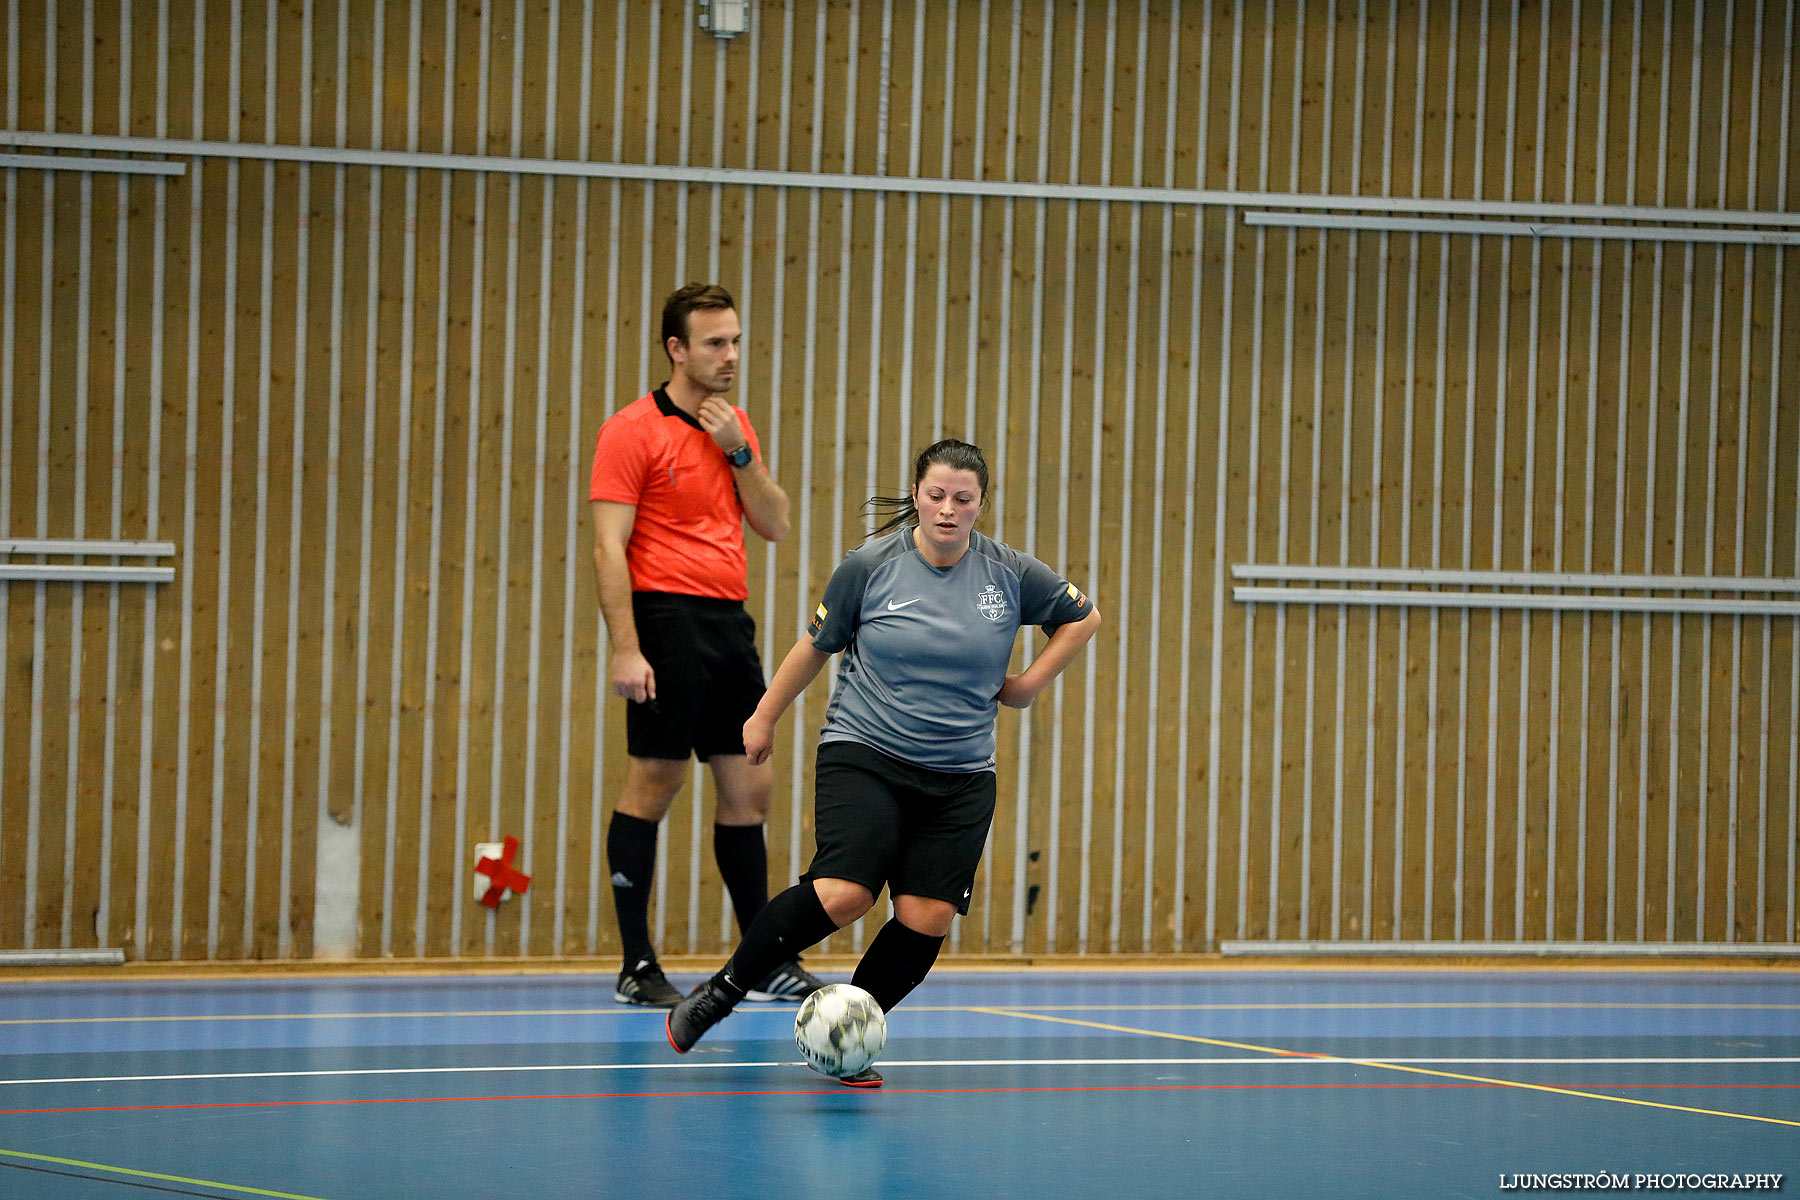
left=476, top=836, right=531, bottom=908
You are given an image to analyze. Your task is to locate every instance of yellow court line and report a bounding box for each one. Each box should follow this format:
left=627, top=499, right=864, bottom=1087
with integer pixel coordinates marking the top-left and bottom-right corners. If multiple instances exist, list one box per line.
left=0, top=1007, right=647, bottom=1026
left=7, top=999, right=1797, bottom=1026
left=972, top=1008, right=1800, bottom=1130
left=0, top=1147, right=334, bottom=1199
left=964, top=1007, right=1322, bottom=1058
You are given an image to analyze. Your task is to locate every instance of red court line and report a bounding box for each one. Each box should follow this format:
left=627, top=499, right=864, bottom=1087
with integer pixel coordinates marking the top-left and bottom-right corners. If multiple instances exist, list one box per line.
left=6, top=1079, right=1795, bottom=1116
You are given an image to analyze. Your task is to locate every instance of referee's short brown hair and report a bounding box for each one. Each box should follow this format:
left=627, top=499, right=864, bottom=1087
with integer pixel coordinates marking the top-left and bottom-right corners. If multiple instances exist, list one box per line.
left=661, top=283, right=737, bottom=362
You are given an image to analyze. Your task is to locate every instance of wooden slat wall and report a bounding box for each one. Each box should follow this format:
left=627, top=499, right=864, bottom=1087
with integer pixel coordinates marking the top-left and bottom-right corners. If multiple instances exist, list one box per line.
left=2, top=0, right=1796, bottom=961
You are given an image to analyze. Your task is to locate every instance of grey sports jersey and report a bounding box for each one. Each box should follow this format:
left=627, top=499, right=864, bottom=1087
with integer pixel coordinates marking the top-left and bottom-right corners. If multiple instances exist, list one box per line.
left=806, top=528, right=1092, bottom=772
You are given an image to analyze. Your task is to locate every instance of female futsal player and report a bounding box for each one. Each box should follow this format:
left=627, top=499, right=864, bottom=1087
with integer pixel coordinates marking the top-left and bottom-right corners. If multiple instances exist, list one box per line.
left=666, top=438, right=1102, bottom=1086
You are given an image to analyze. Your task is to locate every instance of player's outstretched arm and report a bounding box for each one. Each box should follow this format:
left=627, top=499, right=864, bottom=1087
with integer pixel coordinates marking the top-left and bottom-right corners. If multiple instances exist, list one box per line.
left=997, top=606, right=1103, bottom=709
left=743, top=635, right=832, bottom=765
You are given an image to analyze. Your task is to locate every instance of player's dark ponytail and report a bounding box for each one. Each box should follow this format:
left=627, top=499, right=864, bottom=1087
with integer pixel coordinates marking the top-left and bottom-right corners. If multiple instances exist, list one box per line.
left=866, top=439, right=990, bottom=536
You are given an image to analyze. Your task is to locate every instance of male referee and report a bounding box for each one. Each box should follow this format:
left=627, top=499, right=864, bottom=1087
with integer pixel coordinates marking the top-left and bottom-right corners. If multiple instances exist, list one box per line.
left=589, top=283, right=821, bottom=1006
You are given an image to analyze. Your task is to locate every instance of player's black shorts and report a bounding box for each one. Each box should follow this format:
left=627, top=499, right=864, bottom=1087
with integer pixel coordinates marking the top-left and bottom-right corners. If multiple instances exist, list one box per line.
left=803, top=740, right=998, bottom=915
left=626, top=591, right=767, bottom=762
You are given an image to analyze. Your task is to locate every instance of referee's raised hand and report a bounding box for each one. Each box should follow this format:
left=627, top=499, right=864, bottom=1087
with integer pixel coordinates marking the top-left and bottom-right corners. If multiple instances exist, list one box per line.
left=696, top=397, right=747, bottom=455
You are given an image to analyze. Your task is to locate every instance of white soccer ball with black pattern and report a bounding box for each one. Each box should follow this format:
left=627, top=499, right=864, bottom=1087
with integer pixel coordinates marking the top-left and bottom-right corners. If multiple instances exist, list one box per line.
left=794, top=983, right=887, bottom=1078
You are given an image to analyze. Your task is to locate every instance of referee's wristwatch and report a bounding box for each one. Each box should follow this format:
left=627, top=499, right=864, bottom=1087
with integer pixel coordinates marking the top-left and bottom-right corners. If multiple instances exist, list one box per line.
left=724, top=443, right=754, bottom=469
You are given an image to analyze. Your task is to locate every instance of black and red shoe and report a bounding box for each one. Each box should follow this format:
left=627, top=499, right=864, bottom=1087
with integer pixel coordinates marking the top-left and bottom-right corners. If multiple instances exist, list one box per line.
left=666, top=975, right=738, bottom=1053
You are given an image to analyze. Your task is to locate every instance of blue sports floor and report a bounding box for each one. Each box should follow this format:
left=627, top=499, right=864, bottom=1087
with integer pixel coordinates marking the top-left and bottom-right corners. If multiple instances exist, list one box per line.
left=1, top=966, right=1795, bottom=1198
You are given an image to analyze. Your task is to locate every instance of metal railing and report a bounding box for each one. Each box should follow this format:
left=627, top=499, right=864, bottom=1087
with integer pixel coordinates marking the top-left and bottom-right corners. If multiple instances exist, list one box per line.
left=1233, top=564, right=1800, bottom=618
left=1, top=539, right=178, bottom=584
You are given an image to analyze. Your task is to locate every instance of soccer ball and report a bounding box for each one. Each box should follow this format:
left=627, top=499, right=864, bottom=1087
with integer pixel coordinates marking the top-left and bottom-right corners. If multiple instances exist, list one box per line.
left=794, top=983, right=887, bottom=1079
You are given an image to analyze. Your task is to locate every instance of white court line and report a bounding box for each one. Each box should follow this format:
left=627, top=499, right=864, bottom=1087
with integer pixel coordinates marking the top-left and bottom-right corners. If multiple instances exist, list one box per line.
left=4, top=999, right=1798, bottom=1026
left=5, top=1055, right=1798, bottom=1088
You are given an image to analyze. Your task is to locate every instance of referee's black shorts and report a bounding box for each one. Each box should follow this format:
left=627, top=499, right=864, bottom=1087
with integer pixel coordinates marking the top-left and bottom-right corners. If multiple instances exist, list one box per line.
left=803, top=740, right=998, bottom=915
left=625, top=591, right=767, bottom=762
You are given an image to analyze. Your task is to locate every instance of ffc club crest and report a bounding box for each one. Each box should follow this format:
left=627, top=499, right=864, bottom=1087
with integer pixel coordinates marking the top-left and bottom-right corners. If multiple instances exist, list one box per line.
left=977, top=584, right=1009, bottom=622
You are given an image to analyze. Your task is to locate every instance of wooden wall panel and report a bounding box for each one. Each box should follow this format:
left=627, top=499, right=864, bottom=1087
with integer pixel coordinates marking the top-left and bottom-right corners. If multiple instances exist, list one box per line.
left=3, top=0, right=1797, bottom=961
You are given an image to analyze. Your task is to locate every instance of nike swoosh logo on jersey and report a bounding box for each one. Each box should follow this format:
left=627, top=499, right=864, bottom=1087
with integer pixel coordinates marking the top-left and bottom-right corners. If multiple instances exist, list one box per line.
left=886, top=597, right=922, bottom=611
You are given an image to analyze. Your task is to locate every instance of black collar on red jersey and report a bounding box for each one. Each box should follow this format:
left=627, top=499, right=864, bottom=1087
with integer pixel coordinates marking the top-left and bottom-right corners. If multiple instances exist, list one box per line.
left=652, top=384, right=705, bottom=431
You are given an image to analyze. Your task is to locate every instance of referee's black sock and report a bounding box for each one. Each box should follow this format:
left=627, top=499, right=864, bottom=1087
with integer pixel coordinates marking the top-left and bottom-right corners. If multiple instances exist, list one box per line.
left=606, top=812, right=660, bottom=967
left=712, top=822, right=769, bottom=935
left=851, top=918, right=945, bottom=1013
left=719, top=882, right=840, bottom=996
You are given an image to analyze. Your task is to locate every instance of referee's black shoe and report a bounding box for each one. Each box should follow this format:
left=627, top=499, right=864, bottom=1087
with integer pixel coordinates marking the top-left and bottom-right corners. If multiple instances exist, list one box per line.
left=615, top=957, right=683, bottom=1008
left=666, top=975, right=739, bottom=1053
left=744, top=958, right=823, bottom=1003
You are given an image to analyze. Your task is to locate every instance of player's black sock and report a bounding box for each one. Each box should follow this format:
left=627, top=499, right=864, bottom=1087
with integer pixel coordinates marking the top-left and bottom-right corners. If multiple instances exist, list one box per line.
left=851, top=918, right=945, bottom=1012
left=712, top=822, right=769, bottom=935
left=720, top=882, right=840, bottom=996
left=606, top=812, right=660, bottom=966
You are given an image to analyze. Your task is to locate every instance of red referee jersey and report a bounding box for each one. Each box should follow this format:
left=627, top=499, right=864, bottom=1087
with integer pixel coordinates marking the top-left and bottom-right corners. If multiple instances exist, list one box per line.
left=590, top=387, right=764, bottom=600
